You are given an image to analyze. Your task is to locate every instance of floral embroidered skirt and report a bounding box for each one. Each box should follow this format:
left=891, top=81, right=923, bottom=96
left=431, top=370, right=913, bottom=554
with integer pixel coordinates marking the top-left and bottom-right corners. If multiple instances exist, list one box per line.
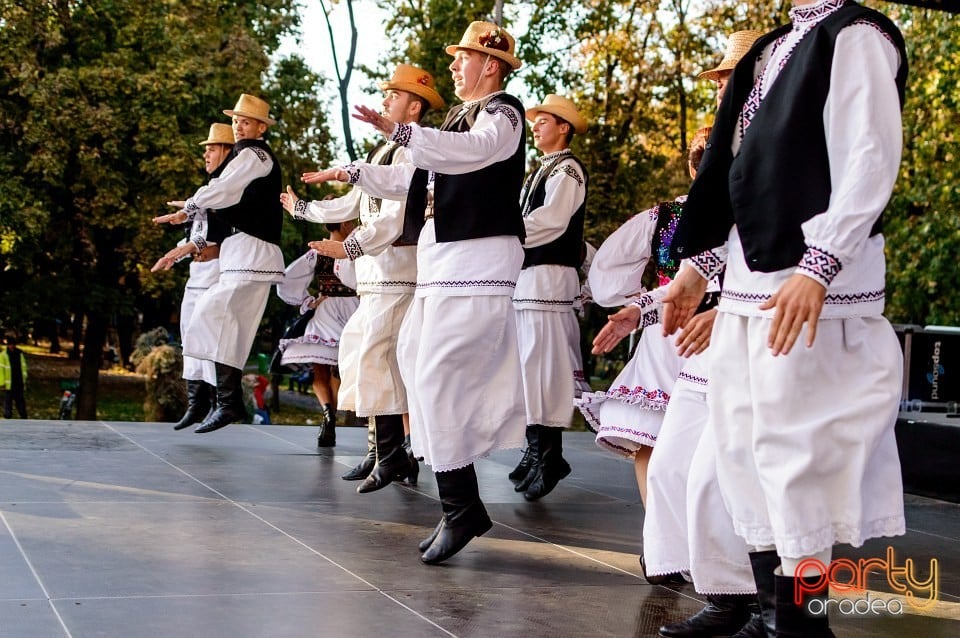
left=280, top=296, right=359, bottom=367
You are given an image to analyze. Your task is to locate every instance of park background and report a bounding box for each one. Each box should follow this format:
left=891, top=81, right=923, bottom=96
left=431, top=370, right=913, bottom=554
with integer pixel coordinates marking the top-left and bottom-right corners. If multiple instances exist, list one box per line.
left=1, top=0, right=957, bottom=421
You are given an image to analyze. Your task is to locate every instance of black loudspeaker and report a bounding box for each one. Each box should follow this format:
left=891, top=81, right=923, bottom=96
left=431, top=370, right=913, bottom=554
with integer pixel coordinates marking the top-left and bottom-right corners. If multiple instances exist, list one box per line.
left=895, top=324, right=960, bottom=410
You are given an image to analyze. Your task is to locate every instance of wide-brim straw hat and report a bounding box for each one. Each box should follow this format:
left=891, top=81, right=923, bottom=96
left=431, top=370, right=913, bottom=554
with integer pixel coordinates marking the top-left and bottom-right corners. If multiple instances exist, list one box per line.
left=526, top=94, right=588, bottom=135
left=698, top=30, right=764, bottom=81
left=198, top=123, right=236, bottom=146
left=379, top=64, right=445, bottom=110
left=223, top=93, right=276, bottom=126
left=445, top=21, right=521, bottom=70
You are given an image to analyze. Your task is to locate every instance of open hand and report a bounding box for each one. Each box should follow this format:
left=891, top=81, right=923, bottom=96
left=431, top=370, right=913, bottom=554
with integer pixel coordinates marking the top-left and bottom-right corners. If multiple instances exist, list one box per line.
left=352, top=104, right=395, bottom=137
left=759, top=274, right=826, bottom=356
left=591, top=305, right=642, bottom=355
left=661, top=266, right=708, bottom=336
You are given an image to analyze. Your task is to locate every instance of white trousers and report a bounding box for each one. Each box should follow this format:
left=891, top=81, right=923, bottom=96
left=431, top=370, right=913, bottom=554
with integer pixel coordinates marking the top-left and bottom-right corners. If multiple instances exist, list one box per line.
left=516, top=308, right=579, bottom=428
left=709, top=313, right=905, bottom=558
left=398, top=295, right=526, bottom=472
left=183, top=279, right=271, bottom=370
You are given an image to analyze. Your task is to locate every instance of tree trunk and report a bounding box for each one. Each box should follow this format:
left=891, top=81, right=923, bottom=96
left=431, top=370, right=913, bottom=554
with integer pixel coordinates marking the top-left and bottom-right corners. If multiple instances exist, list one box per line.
left=76, top=312, right=107, bottom=420
left=71, top=312, right=83, bottom=359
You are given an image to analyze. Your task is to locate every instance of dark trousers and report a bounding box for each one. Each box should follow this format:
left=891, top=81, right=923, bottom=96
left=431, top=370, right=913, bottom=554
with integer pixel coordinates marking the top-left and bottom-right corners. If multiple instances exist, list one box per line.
left=3, top=388, right=27, bottom=418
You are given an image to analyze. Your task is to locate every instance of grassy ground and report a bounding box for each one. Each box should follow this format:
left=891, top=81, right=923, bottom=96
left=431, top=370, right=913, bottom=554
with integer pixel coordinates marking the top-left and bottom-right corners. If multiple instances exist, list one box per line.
left=12, top=344, right=597, bottom=431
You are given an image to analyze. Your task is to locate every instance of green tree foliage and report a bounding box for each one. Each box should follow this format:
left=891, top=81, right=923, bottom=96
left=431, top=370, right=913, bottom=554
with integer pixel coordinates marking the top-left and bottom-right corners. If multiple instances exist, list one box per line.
left=0, top=0, right=335, bottom=418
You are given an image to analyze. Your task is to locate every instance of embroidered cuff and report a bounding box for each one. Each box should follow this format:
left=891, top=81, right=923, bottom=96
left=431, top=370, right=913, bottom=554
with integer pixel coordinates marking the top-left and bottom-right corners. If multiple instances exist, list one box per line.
left=484, top=103, right=520, bottom=130
left=796, top=246, right=842, bottom=287
left=631, top=293, right=662, bottom=329
left=191, top=236, right=208, bottom=252
left=390, top=122, right=413, bottom=147
left=343, top=236, right=364, bottom=261
left=184, top=199, right=201, bottom=221
left=293, top=198, right=308, bottom=220
left=342, top=164, right=361, bottom=185
left=687, top=250, right=725, bottom=281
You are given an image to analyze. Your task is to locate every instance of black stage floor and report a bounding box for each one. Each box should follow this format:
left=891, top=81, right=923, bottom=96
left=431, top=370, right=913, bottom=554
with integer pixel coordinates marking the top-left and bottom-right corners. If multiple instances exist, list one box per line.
left=0, top=420, right=957, bottom=637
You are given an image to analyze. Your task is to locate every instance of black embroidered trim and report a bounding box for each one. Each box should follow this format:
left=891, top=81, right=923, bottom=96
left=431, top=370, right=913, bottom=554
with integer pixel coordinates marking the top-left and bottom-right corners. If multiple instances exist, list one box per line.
left=549, top=164, right=584, bottom=187
left=192, top=236, right=208, bottom=252
left=512, top=298, right=575, bottom=306
left=250, top=146, right=269, bottom=162
left=791, top=0, right=845, bottom=23
left=797, top=246, right=842, bottom=285
left=293, top=198, right=307, bottom=220
left=391, top=122, right=413, bottom=147
left=184, top=199, right=201, bottom=220
left=355, top=280, right=417, bottom=288
left=678, top=371, right=708, bottom=387
left=220, top=268, right=286, bottom=275
left=689, top=250, right=725, bottom=280
left=343, top=237, right=364, bottom=261
left=417, top=279, right=516, bottom=289
left=721, top=288, right=885, bottom=305
left=484, top=104, right=520, bottom=130
left=344, top=164, right=361, bottom=185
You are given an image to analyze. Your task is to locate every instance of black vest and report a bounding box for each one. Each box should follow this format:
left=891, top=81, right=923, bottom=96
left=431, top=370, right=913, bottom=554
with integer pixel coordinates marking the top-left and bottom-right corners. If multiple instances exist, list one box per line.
left=520, top=152, right=587, bottom=269
left=671, top=1, right=907, bottom=272
left=216, top=139, right=284, bottom=245
left=400, top=93, right=527, bottom=244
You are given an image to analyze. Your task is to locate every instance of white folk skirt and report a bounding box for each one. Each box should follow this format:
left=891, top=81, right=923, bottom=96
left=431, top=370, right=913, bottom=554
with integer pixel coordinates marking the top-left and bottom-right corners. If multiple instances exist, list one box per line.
left=337, top=293, right=413, bottom=417
left=708, top=313, right=905, bottom=558
left=398, top=295, right=526, bottom=472
left=183, top=279, right=272, bottom=370
left=578, top=326, right=684, bottom=457
left=280, top=296, right=359, bottom=367
left=516, top=308, right=580, bottom=428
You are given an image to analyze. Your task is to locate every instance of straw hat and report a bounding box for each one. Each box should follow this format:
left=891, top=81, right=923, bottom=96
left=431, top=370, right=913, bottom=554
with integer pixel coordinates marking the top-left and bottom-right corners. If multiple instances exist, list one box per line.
left=198, top=123, right=236, bottom=146
left=379, top=64, right=445, bottom=110
left=698, top=30, right=764, bottom=81
left=526, top=94, right=588, bottom=135
left=223, top=93, right=276, bottom=126
left=445, top=21, right=521, bottom=70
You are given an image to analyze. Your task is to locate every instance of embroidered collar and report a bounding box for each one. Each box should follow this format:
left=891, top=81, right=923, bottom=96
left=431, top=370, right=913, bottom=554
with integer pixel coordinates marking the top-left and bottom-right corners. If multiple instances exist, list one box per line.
left=458, top=90, right=506, bottom=112
left=790, top=0, right=846, bottom=26
left=538, top=149, right=572, bottom=164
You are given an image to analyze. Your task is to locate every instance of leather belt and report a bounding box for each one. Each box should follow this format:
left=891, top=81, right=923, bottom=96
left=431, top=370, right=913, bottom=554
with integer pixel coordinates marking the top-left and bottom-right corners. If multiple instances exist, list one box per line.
left=193, top=245, right=221, bottom=262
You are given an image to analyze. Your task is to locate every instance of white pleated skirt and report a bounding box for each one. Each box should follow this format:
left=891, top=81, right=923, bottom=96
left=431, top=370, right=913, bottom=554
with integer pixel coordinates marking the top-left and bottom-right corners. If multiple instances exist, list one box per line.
left=280, top=296, right=359, bottom=367
left=398, top=295, right=526, bottom=472
left=337, top=293, right=413, bottom=417
left=577, top=326, right=684, bottom=457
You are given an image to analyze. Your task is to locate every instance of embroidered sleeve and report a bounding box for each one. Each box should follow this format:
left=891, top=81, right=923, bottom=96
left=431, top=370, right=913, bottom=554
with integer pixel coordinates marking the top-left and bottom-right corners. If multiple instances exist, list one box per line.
left=342, top=163, right=361, bottom=185
left=548, top=164, right=584, bottom=187
left=190, top=235, right=208, bottom=252
left=390, top=122, right=413, bottom=147
left=686, top=249, right=726, bottom=281
left=183, top=198, right=202, bottom=221
left=630, top=292, right=663, bottom=328
left=796, top=245, right=841, bottom=287
left=293, top=198, right=308, bottom=220
left=484, top=102, right=520, bottom=131
left=342, top=235, right=364, bottom=261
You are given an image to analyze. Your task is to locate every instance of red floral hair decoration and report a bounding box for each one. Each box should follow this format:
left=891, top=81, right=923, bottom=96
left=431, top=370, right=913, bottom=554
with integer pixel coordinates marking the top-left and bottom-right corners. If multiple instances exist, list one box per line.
left=479, top=28, right=509, bottom=52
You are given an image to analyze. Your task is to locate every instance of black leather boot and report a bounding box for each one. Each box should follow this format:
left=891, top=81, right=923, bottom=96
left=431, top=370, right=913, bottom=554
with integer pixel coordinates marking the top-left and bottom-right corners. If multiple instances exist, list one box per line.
left=341, top=419, right=375, bottom=480
left=658, top=594, right=755, bottom=637
left=418, top=518, right=444, bottom=552
left=523, top=426, right=571, bottom=501
left=203, top=382, right=218, bottom=422
left=357, top=414, right=413, bottom=493
left=403, top=434, right=419, bottom=485
left=775, top=573, right=834, bottom=638
left=195, top=364, right=247, bottom=434
left=732, top=550, right=779, bottom=638
left=421, top=464, right=493, bottom=565
left=173, top=380, right=211, bottom=431
left=508, top=426, right=537, bottom=484
left=514, top=425, right=541, bottom=492
left=317, top=403, right=336, bottom=447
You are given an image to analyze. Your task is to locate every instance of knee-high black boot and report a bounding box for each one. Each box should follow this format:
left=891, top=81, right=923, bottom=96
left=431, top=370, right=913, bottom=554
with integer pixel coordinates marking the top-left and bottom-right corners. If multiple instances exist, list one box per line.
left=342, top=419, right=375, bottom=480
left=357, top=414, right=413, bottom=493
left=658, top=594, right=755, bottom=637
left=195, top=364, right=247, bottom=434
left=173, top=380, right=211, bottom=431
left=523, top=426, right=571, bottom=501
left=403, top=434, right=419, bottom=485
left=731, top=550, right=779, bottom=638
left=421, top=464, right=492, bottom=565
left=774, top=573, right=834, bottom=638
left=317, top=403, right=336, bottom=447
